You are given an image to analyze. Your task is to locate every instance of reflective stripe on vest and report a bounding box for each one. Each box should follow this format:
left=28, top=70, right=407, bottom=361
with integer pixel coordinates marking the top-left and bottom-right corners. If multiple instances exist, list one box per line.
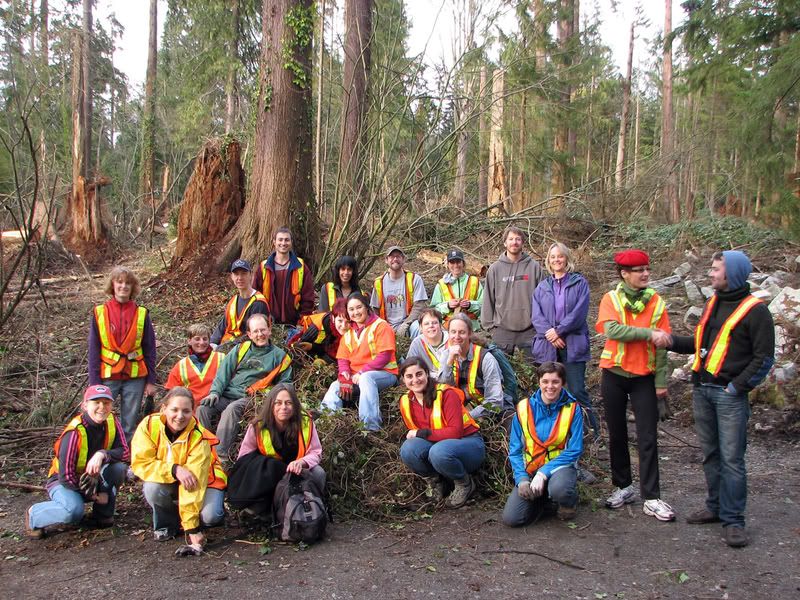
left=236, top=341, right=293, bottom=394
left=260, top=258, right=306, bottom=310
left=297, top=312, right=329, bottom=345
left=691, top=294, right=763, bottom=376
left=374, top=271, right=415, bottom=320
left=48, top=414, right=116, bottom=477
left=438, top=275, right=480, bottom=320
left=399, top=384, right=478, bottom=431
left=178, top=353, right=223, bottom=389
left=325, top=282, right=336, bottom=310
left=422, top=340, right=441, bottom=370
left=222, top=292, right=268, bottom=343
left=517, top=399, right=576, bottom=475
left=342, top=319, right=398, bottom=371
left=256, top=414, right=313, bottom=460
left=599, top=291, right=666, bottom=374
left=95, top=305, right=148, bottom=379
left=453, top=344, right=484, bottom=403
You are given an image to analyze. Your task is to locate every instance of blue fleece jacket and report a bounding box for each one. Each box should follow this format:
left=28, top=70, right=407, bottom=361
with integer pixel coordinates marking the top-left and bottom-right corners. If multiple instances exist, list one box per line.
left=508, top=388, right=584, bottom=484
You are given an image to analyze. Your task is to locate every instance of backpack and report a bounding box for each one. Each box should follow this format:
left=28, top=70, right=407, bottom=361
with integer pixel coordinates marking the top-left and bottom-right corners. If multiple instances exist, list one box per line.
left=484, top=344, right=518, bottom=408
left=273, top=471, right=328, bottom=543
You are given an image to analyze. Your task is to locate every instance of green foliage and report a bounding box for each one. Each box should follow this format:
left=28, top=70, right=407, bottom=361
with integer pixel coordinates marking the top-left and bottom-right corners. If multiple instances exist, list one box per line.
left=281, top=3, right=315, bottom=89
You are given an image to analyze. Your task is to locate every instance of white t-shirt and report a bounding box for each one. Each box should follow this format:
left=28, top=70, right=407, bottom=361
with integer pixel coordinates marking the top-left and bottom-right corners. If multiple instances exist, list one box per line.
left=371, top=272, right=428, bottom=327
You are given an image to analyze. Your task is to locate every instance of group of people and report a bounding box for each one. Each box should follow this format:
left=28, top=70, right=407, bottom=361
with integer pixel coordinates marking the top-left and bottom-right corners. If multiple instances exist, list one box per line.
left=26, top=226, right=775, bottom=550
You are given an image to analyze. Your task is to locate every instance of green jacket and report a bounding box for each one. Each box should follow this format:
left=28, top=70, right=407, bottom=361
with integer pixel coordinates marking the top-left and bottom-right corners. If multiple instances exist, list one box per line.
left=210, top=342, right=293, bottom=399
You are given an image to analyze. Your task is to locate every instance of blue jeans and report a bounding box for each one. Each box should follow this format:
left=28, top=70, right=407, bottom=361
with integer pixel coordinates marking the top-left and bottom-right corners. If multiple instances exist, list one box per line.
left=502, top=466, right=577, bottom=527
left=692, top=384, right=750, bottom=528
left=400, top=434, right=485, bottom=481
left=102, top=377, right=146, bottom=445
left=142, top=482, right=226, bottom=533
left=29, top=462, right=127, bottom=529
left=196, top=395, right=249, bottom=462
left=559, top=358, right=599, bottom=436
left=321, top=370, right=397, bottom=430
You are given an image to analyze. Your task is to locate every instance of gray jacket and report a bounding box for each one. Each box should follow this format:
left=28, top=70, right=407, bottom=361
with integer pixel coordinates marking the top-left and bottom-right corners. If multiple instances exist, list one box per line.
left=481, top=252, right=543, bottom=332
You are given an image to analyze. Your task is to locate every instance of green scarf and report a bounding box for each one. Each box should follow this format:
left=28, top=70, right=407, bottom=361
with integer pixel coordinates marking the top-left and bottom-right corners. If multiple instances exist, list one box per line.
left=615, top=282, right=655, bottom=315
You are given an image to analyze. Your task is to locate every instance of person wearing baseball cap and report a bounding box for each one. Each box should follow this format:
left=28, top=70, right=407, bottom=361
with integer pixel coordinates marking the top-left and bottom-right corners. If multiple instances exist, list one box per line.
left=595, top=249, right=675, bottom=522
left=25, top=385, right=130, bottom=538
left=370, top=245, right=429, bottom=338
left=430, top=248, right=483, bottom=330
left=209, top=258, right=270, bottom=347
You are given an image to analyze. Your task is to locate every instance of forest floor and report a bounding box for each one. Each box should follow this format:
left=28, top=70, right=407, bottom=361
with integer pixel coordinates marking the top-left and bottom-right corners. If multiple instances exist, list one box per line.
left=1, top=226, right=799, bottom=598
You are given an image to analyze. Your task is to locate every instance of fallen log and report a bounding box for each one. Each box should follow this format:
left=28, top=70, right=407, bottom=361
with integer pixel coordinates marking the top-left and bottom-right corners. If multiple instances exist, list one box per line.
left=0, top=480, right=46, bottom=492
left=416, top=249, right=488, bottom=277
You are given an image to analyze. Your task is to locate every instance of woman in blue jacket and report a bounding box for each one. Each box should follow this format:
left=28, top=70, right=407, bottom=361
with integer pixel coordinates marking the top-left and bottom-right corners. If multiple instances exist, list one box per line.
left=531, top=242, right=598, bottom=437
left=502, top=362, right=584, bottom=526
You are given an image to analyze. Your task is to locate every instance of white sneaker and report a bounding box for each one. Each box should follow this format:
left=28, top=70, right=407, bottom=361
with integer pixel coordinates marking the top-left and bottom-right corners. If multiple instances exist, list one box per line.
left=605, top=484, right=636, bottom=509
left=643, top=498, right=676, bottom=522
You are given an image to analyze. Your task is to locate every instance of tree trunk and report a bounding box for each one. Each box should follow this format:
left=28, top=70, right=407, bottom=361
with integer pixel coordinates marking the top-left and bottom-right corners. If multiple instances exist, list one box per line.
left=661, top=0, right=679, bottom=222
left=314, top=0, right=326, bottom=210
left=224, top=0, right=240, bottom=134
left=39, top=0, right=48, bottom=65
left=487, top=69, right=507, bottom=215
left=140, top=0, right=158, bottom=215
left=632, top=95, right=640, bottom=185
left=340, top=0, right=372, bottom=209
left=514, top=93, right=527, bottom=211
left=81, top=0, right=92, bottom=180
left=477, top=65, right=488, bottom=207
left=238, top=0, right=317, bottom=265
left=175, top=140, right=245, bottom=262
left=614, top=23, right=634, bottom=190
left=551, top=0, right=574, bottom=210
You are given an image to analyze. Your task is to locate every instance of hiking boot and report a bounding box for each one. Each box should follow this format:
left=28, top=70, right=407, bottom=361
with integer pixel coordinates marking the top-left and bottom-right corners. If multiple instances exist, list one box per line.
left=605, top=484, right=636, bottom=509
left=724, top=525, right=748, bottom=548
left=25, top=507, right=43, bottom=540
left=446, top=474, right=475, bottom=509
left=643, top=498, right=676, bottom=522
left=686, top=508, right=721, bottom=525
left=557, top=505, right=577, bottom=521
left=576, top=466, right=597, bottom=484
left=153, top=528, right=175, bottom=542
left=423, top=476, right=445, bottom=503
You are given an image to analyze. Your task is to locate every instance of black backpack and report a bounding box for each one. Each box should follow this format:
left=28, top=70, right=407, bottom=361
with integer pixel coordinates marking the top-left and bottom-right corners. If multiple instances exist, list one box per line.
left=484, top=344, right=519, bottom=407
left=272, top=471, right=328, bottom=543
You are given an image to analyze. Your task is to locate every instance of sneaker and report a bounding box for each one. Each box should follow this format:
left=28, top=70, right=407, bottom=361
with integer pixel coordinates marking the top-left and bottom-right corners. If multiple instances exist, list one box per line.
left=643, top=498, right=676, bottom=522
left=446, top=474, right=475, bottom=509
left=686, top=508, right=721, bottom=525
left=724, top=525, right=748, bottom=548
left=153, top=528, right=175, bottom=542
left=605, top=484, right=636, bottom=509
left=25, top=507, right=43, bottom=540
left=557, top=505, right=577, bottom=521
left=423, top=476, right=445, bottom=503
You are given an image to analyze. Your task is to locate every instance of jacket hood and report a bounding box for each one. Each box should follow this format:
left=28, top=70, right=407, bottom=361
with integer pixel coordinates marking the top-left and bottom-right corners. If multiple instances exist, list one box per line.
left=498, top=251, right=532, bottom=265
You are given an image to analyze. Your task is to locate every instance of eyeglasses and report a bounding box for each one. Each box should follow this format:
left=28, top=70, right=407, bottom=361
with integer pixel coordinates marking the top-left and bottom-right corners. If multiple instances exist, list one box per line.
left=627, top=266, right=651, bottom=273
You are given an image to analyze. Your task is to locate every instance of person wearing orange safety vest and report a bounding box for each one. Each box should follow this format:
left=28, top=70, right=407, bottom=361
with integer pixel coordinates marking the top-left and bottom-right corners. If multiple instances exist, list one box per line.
left=25, top=385, right=129, bottom=538
left=210, top=259, right=270, bottom=346
left=668, top=251, right=774, bottom=548
left=502, top=362, right=583, bottom=526
left=131, top=387, right=226, bottom=555
left=197, top=314, right=293, bottom=462
left=370, top=246, right=428, bottom=338
left=88, top=266, right=158, bottom=446
left=318, top=255, right=365, bottom=312
left=398, top=358, right=484, bottom=509
left=596, top=249, right=676, bottom=523
left=227, top=384, right=325, bottom=516
left=166, top=323, right=225, bottom=408
left=321, top=294, right=398, bottom=431
left=287, top=298, right=349, bottom=363
left=252, top=227, right=315, bottom=326
left=430, top=248, right=483, bottom=330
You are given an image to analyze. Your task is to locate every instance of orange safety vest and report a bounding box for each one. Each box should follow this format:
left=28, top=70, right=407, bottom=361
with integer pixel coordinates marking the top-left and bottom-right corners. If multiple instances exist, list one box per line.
left=452, top=344, right=484, bottom=403
left=221, top=291, right=268, bottom=343
left=145, top=416, right=227, bottom=491
left=260, top=258, right=306, bottom=310
left=517, top=398, right=577, bottom=475
left=597, top=289, right=667, bottom=376
left=691, top=294, right=763, bottom=376
left=94, top=304, right=149, bottom=379
left=296, top=312, right=330, bottom=345
left=176, top=352, right=224, bottom=400
left=48, top=414, right=117, bottom=478
left=437, top=275, right=481, bottom=322
left=235, top=341, right=293, bottom=395
left=373, top=271, right=415, bottom=320
left=399, top=384, right=479, bottom=431
left=256, top=413, right=314, bottom=461
left=341, top=318, right=399, bottom=372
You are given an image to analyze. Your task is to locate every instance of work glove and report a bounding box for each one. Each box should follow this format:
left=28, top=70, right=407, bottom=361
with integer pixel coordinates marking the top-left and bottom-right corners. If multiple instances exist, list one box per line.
left=517, top=479, right=534, bottom=501
left=530, top=471, right=547, bottom=499
left=175, top=543, right=203, bottom=557
left=79, top=472, right=99, bottom=499
left=201, top=393, right=219, bottom=407
left=657, top=396, right=672, bottom=421
left=396, top=322, right=410, bottom=338
left=338, top=373, right=353, bottom=402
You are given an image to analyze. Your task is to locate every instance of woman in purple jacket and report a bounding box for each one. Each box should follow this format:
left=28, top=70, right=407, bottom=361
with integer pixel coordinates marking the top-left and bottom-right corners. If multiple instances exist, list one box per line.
left=531, top=243, right=598, bottom=437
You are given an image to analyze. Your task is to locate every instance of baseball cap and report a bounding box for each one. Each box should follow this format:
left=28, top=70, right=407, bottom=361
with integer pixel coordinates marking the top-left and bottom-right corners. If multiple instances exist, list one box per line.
left=84, top=384, right=114, bottom=402
left=447, top=249, right=465, bottom=262
left=230, top=258, right=252, bottom=272
left=385, top=246, right=406, bottom=257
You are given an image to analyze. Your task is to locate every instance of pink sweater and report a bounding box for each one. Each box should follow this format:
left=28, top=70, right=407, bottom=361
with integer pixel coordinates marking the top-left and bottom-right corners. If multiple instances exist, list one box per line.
left=237, top=422, right=322, bottom=469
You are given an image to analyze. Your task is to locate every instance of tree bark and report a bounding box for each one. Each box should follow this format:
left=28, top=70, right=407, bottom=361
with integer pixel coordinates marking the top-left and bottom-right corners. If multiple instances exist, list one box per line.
left=225, top=0, right=240, bottom=134
left=477, top=65, right=488, bottom=207
left=314, top=0, right=326, bottom=210
left=39, top=0, right=48, bottom=65
left=661, top=0, right=679, bottom=222
left=81, top=0, right=92, bottom=180
left=551, top=0, right=574, bottom=210
left=614, top=23, right=634, bottom=190
left=487, top=69, right=507, bottom=215
left=140, top=0, right=158, bottom=214
left=238, top=0, right=317, bottom=265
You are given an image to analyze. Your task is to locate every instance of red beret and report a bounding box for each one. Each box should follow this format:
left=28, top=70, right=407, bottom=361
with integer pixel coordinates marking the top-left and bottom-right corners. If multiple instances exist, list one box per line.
left=614, top=249, right=649, bottom=268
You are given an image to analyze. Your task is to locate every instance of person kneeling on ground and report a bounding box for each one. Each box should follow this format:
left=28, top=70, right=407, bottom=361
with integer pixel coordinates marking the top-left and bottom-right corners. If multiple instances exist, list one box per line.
left=398, top=358, right=485, bottom=509
left=25, top=385, right=129, bottom=538
left=227, top=384, right=325, bottom=520
left=131, top=387, right=227, bottom=556
left=165, top=323, right=225, bottom=409
left=502, top=362, right=583, bottom=526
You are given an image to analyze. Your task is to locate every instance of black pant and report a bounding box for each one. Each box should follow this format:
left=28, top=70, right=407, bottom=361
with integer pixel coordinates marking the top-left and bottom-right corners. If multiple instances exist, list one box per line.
left=601, top=370, right=661, bottom=500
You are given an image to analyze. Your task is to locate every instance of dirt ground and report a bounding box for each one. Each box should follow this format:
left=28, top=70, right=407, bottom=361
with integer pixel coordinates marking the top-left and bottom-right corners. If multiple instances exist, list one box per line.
left=2, top=422, right=798, bottom=600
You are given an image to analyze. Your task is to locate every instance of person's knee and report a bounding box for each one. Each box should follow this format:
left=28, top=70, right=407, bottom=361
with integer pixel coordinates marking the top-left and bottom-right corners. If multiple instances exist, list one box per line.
left=428, top=443, right=456, bottom=469
left=200, top=503, right=225, bottom=527
left=195, top=405, right=214, bottom=425
left=65, top=499, right=85, bottom=523
left=501, top=497, right=528, bottom=528
left=102, top=462, right=127, bottom=487
left=143, top=483, right=174, bottom=507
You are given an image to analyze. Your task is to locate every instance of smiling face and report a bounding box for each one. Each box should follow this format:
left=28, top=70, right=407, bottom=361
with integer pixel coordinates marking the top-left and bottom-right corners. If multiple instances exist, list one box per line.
left=334, top=314, right=350, bottom=335
left=339, top=265, right=353, bottom=284
left=620, top=265, right=651, bottom=290
left=709, top=258, right=728, bottom=291
left=188, top=334, right=210, bottom=355
left=402, top=364, right=428, bottom=395
left=421, top=313, right=442, bottom=343
left=247, top=314, right=272, bottom=347
left=162, top=395, right=194, bottom=434
left=385, top=251, right=405, bottom=273
left=272, top=390, right=295, bottom=427
left=539, top=371, right=564, bottom=404
left=274, top=231, right=293, bottom=255
left=230, top=268, right=252, bottom=291
left=503, top=232, right=524, bottom=258
left=112, top=277, right=133, bottom=303
left=347, top=298, right=369, bottom=325
left=548, top=247, right=568, bottom=275
left=83, top=398, right=113, bottom=424
left=447, top=318, right=470, bottom=351
left=447, top=259, right=465, bottom=278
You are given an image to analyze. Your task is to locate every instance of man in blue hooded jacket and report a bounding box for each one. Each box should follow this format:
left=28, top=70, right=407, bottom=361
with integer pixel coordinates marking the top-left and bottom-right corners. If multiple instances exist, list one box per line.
left=670, top=250, right=774, bottom=548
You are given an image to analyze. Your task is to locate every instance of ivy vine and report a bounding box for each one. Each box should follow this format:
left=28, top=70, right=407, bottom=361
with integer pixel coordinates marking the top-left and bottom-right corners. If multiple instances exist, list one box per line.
left=281, top=3, right=315, bottom=89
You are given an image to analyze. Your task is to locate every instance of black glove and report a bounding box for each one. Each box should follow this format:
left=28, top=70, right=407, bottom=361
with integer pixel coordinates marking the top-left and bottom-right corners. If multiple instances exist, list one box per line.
left=657, top=396, right=672, bottom=421
left=79, top=472, right=99, bottom=499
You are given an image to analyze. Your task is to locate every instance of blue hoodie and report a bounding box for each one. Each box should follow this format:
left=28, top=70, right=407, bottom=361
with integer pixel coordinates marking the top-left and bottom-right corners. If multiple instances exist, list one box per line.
left=508, top=388, right=584, bottom=484
left=722, top=250, right=752, bottom=291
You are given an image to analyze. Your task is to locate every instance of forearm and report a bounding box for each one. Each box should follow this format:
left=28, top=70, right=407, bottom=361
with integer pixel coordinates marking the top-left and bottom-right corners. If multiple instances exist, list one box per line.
left=358, top=350, right=392, bottom=373
left=603, top=320, right=654, bottom=342
left=670, top=334, right=695, bottom=355
left=405, top=300, right=427, bottom=324
left=142, top=317, right=158, bottom=384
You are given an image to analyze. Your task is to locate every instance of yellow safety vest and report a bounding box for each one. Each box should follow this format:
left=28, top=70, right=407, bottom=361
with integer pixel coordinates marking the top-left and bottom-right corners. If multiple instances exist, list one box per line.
left=452, top=344, right=484, bottom=403
left=48, top=414, right=117, bottom=478
left=94, top=304, right=149, bottom=379
left=373, top=271, right=415, bottom=320
left=399, top=384, right=479, bottom=431
left=260, top=258, right=306, bottom=310
left=221, top=291, right=268, bottom=343
left=256, top=414, right=313, bottom=461
left=437, top=275, right=480, bottom=321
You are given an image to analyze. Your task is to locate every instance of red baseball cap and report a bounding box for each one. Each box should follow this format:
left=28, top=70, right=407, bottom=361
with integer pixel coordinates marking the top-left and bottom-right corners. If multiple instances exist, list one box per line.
left=614, top=249, right=650, bottom=268
left=83, top=384, right=114, bottom=402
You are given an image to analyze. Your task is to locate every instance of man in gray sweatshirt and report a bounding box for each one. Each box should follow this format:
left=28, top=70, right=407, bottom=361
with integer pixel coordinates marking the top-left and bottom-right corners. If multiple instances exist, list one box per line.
left=481, top=226, right=543, bottom=359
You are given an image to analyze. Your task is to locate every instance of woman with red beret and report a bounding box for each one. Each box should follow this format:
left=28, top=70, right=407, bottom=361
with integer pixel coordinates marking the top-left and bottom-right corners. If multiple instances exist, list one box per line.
left=595, top=249, right=675, bottom=521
